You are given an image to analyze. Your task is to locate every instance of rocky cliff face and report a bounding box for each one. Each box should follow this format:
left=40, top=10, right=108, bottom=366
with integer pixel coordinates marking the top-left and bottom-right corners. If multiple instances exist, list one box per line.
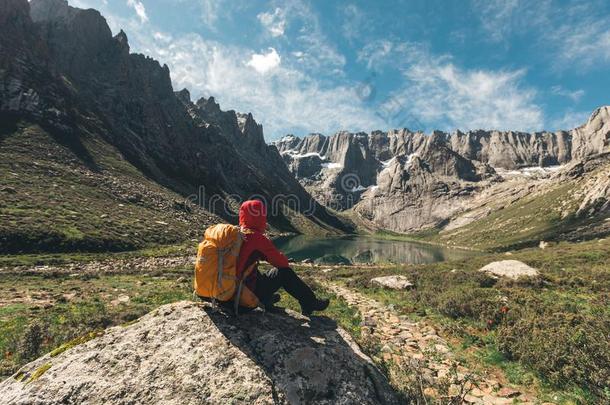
left=0, top=301, right=400, bottom=404
left=0, top=0, right=351, bottom=238
left=274, top=107, right=610, bottom=232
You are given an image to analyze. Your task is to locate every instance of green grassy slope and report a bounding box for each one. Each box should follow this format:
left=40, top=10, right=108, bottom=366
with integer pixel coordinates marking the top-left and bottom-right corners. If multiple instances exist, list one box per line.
left=0, top=121, right=219, bottom=253
left=429, top=176, right=610, bottom=252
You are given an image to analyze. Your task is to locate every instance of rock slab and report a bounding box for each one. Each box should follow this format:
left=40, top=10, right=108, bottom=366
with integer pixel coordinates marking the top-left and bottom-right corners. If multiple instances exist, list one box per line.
left=479, top=260, right=539, bottom=279
left=370, top=275, right=414, bottom=290
left=0, top=301, right=399, bottom=405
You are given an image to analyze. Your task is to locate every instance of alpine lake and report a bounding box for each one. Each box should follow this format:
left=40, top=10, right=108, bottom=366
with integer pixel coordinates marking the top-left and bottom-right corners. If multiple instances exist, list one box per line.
left=274, top=235, right=477, bottom=265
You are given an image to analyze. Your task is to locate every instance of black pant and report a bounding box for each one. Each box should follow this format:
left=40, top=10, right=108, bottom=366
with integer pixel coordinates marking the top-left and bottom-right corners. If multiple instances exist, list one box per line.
left=254, top=267, right=316, bottom=308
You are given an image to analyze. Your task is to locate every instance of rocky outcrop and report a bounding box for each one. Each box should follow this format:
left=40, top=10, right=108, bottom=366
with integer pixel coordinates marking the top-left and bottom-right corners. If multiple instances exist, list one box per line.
left=274, top=107, right=610, bottom=233
left=0, top=0, right=352, bottom=242
left=479, top=260, right=539, bottom=279
left=370, top=275, right=413, bottom=290
left=571, top=106, right=610, bottom=160
left=0, top=301, right=399, bottom=404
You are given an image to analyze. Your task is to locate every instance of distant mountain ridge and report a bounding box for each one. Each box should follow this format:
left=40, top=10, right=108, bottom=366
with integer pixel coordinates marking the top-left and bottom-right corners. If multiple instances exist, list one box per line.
left=273, top=107, right=610, bottom=240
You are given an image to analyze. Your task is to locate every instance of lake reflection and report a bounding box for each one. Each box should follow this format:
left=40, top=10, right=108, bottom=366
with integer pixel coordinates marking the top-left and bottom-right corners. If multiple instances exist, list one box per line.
left=273, top=235, right=476, bottom=265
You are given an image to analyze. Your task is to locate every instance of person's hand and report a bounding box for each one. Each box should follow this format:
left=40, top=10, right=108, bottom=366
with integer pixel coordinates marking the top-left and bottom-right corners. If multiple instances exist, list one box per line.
left=266, top=267, right=279, bottom=278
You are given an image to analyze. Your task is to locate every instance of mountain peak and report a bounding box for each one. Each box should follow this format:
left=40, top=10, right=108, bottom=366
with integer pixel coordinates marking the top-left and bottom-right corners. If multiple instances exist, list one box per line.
left=175, top=88, right=191, bottom=104
left=114, top=29, right=130, bottom=53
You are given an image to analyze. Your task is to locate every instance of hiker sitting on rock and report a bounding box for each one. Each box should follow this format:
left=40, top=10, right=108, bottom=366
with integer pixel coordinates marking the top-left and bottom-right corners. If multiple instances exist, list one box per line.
left=237, top=199, right=329, bottom=316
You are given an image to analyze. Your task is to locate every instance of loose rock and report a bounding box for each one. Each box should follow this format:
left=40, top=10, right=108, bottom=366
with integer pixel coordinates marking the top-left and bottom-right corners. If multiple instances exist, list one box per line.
left=370, top=275, right=413, bottom=290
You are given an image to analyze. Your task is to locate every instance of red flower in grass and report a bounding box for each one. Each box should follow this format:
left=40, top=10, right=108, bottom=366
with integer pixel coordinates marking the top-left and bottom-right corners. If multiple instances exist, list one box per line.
left=500, top=306, right=509, bottom=314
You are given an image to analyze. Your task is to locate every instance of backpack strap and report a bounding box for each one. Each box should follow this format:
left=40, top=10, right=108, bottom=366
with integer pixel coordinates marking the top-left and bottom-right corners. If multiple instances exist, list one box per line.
left=233, top=262, right=257, bottom=316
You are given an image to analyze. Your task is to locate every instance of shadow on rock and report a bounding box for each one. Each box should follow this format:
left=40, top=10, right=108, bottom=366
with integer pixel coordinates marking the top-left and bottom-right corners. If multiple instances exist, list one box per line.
left=0, top=301, right=402, bottom=404
left=204, top=305, right=403, bottom=404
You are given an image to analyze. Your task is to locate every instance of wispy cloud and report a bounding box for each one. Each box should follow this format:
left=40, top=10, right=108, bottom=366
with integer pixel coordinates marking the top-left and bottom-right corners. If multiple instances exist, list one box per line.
left=126, top=0, right=148, bottom=24
left=278, top=0, right=346, bottom=75
left=472, top=0, right=524, bottom=43
left=550, top=85, right=585, bottom=103
left=257, top=7, right=286, bottom=37
left=550, top=12, right=610, bottom=70
left=341, top=4, right=366, bottom=42
left=471, top=0, right=610, bottom=71
left=357, top=40, right=428, bottom=71
left=367, top=41, right=544, bottom=131
left=196, top=0, right=222, bottom=29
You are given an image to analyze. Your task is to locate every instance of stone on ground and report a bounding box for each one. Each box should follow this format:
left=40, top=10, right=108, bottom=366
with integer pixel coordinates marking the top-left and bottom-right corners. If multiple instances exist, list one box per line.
left=478, top=260, right=539, bottom=279
left=0, top=301, right=399, bottom=405
left=370, top=275, right=414, bottom=290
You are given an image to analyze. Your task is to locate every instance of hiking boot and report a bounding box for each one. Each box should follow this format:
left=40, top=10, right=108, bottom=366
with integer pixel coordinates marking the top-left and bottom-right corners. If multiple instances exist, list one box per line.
left=301, top=298, right=330, bottom=317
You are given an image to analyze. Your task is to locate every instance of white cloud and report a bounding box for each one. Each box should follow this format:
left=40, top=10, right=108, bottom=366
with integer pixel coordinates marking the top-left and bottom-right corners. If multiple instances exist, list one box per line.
left=126, top=0, right=148, bottom=24
left=126, top=28, right=385, bottom=138
left=550, top=85, right=585, bottom=102
left=257, top=7, right=286, bottom=37
left=246, top=48, right=281, bottom=74
left=67, top=0, right=551, bottom=138
left=153, top=31, right=173, bottom=43
left=372, top=41, right=543, bottom=132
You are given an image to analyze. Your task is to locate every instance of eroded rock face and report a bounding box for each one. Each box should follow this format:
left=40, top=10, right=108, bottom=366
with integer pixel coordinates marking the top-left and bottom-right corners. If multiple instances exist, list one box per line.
left=273, top=107, right=610, bottom=233
left=0, top=301, right=400, bottom=405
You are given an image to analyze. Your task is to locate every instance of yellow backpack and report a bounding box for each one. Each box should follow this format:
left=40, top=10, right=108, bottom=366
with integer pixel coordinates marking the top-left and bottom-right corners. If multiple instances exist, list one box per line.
left=194, top=224, right=260, bottom=313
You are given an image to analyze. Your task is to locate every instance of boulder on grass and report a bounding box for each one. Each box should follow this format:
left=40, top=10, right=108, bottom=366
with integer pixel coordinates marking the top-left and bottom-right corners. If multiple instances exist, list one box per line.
left=478, top=260, right=539, bottom=280
left=370, top=275, right=413, bottom=290
left=0, top=301, right=400, bottom=405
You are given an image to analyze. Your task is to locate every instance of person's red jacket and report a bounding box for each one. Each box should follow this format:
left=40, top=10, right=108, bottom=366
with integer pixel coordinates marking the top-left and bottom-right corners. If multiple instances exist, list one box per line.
left=236, top=200, right=289, bottom=290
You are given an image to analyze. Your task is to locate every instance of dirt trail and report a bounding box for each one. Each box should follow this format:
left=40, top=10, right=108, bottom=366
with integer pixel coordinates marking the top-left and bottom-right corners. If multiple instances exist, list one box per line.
left=322, top=282, right=538, bottom=405
left=0, top=256, right=193, bottom=276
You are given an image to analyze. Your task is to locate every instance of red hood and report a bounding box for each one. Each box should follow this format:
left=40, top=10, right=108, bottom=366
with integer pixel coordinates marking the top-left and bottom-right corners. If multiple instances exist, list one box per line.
left=239, top=200, right=267, bottom=232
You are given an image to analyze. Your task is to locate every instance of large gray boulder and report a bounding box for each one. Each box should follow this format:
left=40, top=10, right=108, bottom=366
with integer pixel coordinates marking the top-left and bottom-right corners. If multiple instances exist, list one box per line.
left=0, top=301, right=400, bottom=404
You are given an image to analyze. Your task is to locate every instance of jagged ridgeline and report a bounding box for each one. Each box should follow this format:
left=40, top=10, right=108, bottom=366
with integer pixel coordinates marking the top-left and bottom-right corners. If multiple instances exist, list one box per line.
left=0, top=0, right=353, bottom=253
left=274, top=108, right=610, bottom=249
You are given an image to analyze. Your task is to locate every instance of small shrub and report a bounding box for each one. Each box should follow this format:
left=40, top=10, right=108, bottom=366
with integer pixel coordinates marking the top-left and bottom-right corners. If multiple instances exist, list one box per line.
left=431, top=287, right=499, bottom=322
left=17, top=321, right=46, bottom=362
left=497, top=312, right=610, bottom=397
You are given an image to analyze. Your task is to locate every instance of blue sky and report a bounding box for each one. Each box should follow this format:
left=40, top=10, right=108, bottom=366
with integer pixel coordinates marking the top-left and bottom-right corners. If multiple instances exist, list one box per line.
left=68, top=0, right=610, bottom=140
